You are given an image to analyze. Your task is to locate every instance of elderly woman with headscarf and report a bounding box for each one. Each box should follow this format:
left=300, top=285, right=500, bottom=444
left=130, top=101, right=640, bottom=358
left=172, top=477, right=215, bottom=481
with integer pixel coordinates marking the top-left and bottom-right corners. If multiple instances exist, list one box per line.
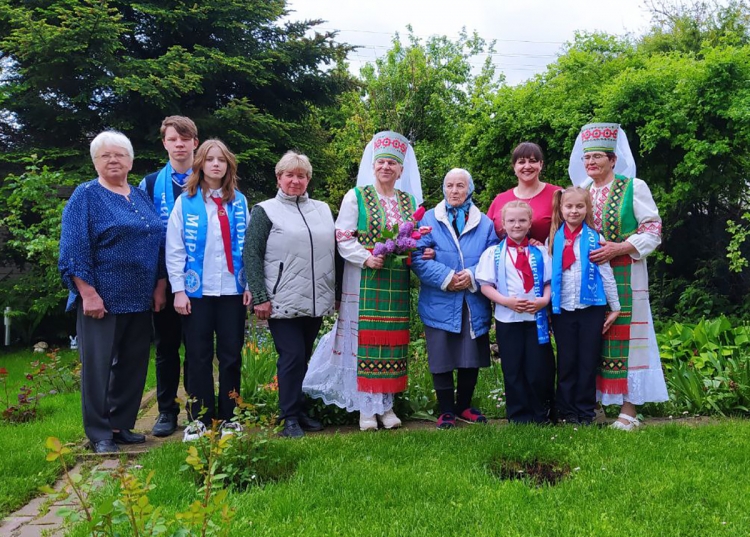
left=569, top=122, right=668, bottom=430
left=411, top=169, right=498, bottom=429
left=59, top=130, right=165, bottom=453
left=303, top=131, right=421, bottom=431
left=243, top=151, right=336, bottom=439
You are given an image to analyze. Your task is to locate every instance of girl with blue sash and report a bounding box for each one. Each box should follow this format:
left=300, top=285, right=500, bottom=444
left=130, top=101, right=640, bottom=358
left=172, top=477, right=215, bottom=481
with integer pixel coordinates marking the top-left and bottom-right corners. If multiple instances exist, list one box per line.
left=548, top=187, right=621, bottom=425
left=476, top=200, right=554, bottom=424
left=165, top=140, right=251, bottom=437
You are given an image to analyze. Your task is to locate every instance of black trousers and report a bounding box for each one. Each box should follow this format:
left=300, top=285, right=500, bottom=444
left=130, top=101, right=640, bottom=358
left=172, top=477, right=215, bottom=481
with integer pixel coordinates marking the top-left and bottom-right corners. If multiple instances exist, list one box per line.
left=182, top=295, right=245, bottom=425
left=267, top=316, right=323, bottom=422
left=77, top=306, right=152, bottom=443
left=551, top=306, right=606, bottom=423
left=153, top=281, right=187, bottom=416
left=495, top=320, right=555, bottom=424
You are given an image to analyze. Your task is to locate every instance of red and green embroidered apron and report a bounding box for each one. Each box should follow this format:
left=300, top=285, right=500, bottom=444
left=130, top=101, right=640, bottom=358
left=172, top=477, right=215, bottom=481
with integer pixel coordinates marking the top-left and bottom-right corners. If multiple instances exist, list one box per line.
left=593, top=175, right=638, bottom=395
left=354, top=185, right=417, bottom=393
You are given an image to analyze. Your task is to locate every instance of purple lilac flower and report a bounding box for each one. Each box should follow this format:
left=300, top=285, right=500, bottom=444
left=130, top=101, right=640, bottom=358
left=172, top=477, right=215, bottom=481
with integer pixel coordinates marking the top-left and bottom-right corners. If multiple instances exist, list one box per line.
left=399, top=221, right=414, bottom=237
left=385, top=239, right=396, bottom=254
left=404, top=238, right=417, bottom=250
left=372, top=243, right=388, bottom=256
left=395, top=237, right=410, bottom=252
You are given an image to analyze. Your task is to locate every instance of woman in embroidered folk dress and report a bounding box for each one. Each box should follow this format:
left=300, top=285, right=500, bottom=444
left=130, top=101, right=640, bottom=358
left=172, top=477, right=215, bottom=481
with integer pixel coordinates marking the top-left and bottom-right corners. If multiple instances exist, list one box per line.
left=548, top=187, right=621, bottom=425
left=59, top=130, right=165, bottom=454
left=476, top=201, right=555, bottom=424
left=166, top=140, right=251, bottom=436
left=486, top=142, right=562, bottom=242
left=569, top=122, right=668, bottom=431
left=243, top=151, right=336, bottom=439
left=303, top=131, right=420, bottom=431
left=412, top=169, right=498, bottom=429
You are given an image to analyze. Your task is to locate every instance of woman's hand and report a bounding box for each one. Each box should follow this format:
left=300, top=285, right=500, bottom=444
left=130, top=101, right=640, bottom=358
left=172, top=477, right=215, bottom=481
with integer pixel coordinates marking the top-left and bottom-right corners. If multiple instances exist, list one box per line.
left=603, top=310, right=620, bottom=334
left=529, top=238, right=543, bottom=248
left=242, top=290, right=252, bottom=307
left=82, top=292, right=107, bottom=319
left=254, top=301, right=272, bottom=320
left=174, top=291, right=191, bottom=315
left=590, top=240, right=636, bottom=265
left=421, top=248, right=436, bottom=260
left=364, top=254, right=385, bottom=269
left=73, top=277, right=107, bottom=319
left=152, top=278, right=167, bottom=312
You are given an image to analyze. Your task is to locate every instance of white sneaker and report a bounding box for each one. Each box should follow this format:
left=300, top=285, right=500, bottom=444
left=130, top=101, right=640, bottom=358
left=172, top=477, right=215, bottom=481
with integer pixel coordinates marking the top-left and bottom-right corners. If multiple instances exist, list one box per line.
left=378, top=409, right=402, bottom=430
left=610, top=413, right=641, bottom=431
left=182, top=421, right=207, bottom=442
left=359, top=413, right=378, bottom=431
left=220, top=421, right=243, bottom=438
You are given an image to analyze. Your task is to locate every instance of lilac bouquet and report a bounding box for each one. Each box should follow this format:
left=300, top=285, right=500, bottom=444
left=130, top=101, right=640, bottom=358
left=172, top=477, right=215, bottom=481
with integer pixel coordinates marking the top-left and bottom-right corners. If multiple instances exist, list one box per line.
left=372, top=221, right=419, bottom=257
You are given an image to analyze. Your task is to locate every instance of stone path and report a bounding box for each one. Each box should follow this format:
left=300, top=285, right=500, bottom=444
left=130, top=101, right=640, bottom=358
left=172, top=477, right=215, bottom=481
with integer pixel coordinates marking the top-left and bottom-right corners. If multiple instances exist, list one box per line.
left=0, top=388, right=183, bottom=536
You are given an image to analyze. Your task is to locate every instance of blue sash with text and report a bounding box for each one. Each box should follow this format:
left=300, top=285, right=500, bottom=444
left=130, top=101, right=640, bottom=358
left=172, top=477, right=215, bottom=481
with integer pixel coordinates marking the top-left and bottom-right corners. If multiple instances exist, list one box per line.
left=551, top=223, right=606, bottom=314
left=181, top=188, right=248, bottom=298
left=494, top=240, right=550, bottom=344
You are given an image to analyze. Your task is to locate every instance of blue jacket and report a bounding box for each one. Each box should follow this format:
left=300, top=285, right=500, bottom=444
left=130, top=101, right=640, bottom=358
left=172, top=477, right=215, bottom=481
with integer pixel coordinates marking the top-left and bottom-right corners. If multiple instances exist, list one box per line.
left=412, top=201, right=499, bottom=337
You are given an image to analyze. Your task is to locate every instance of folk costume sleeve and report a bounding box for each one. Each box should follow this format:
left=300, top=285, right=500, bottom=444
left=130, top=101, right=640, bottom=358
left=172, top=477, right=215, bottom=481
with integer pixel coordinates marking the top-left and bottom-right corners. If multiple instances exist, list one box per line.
left=626, top=178, right=662, bottom=260
left=335, top=189, right=371, bottom=267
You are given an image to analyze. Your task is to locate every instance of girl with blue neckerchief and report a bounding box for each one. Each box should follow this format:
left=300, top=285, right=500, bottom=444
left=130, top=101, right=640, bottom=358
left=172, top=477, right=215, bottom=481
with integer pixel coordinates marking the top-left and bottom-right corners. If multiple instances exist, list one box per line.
left=476, top=200, right=554, bottom=424
left=548, top=186, right=620, bottom=425
left=166, top=139, right=251, bottom=435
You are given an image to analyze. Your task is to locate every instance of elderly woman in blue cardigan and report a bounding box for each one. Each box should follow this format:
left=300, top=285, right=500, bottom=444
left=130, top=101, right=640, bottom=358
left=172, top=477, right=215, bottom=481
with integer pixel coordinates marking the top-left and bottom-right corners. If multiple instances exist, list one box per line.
left=411, top=168, right=498, bottom=429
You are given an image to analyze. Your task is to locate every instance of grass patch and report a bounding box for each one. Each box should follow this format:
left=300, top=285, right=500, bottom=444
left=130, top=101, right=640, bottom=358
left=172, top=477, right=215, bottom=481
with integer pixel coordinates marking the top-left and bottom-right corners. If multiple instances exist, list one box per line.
left=65, top=420, right=750, bottom=536
left=0, top=346, right=158, bottom=517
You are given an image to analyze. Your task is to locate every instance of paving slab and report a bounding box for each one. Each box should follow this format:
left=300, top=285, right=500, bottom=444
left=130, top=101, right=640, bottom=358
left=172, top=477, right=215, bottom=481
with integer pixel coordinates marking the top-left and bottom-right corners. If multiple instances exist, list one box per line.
left=0, top=516, right=33, bottom=533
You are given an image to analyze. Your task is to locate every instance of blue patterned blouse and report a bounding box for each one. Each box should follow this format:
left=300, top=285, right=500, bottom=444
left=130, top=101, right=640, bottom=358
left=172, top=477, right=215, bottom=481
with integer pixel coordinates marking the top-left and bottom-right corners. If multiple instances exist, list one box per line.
left=59, top=179, right=165, bottom=313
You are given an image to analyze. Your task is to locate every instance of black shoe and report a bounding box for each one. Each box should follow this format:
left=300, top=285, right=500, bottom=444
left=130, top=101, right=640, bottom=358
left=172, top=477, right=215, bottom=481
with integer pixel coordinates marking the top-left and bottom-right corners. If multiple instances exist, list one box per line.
left=113, top=429, right=146, bottom=444
left=152, top=412, right=178, bottom=437
left=279, top=418, right=304, bottom=439
left=298, top=414, right=323, bottom=432
left=91, top=439, right=119, bottom=454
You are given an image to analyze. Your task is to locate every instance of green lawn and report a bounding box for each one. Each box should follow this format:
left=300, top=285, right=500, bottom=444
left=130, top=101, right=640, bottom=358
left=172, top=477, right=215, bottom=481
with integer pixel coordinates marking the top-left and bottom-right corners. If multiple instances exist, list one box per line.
left=67, top=420, right=750, bottom=536
left=0, top=347, right=157, bottom=517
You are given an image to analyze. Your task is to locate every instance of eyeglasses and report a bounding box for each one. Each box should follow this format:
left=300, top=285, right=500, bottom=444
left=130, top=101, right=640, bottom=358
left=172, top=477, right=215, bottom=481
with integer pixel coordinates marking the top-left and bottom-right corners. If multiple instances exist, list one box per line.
left=96, top=153, right=129, bottom=162
left=581, top=153, right=609, bottom=162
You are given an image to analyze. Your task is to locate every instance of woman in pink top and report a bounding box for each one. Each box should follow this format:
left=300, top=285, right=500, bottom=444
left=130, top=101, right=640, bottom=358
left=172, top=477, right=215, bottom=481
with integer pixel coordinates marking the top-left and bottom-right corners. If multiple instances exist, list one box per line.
left=486, top=142, right=562, bottom=242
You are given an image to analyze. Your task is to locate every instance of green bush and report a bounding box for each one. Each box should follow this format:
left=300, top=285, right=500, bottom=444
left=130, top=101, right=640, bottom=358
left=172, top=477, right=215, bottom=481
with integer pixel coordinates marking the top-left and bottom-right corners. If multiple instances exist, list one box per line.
left=658, top=316, right=750, bottom=415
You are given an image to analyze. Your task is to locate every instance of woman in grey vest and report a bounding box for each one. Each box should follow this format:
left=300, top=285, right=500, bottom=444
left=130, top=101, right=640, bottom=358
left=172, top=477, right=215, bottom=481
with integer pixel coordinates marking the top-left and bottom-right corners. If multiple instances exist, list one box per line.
left=243, top=151, right=336, bottom=438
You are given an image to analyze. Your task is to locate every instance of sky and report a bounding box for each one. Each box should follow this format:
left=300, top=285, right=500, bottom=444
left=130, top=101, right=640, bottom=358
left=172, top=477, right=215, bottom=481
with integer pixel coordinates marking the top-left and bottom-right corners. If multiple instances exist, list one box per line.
left=283, top=0, right=654, bottom=85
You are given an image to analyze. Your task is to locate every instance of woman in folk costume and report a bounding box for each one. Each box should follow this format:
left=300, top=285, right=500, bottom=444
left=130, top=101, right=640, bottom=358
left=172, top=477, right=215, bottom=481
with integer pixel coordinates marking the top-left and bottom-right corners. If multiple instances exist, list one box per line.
left=166, top=139, right=251, bottom=435
left=303, top=131, right=422, bottom=431
left=569, top=123, right=668, bottom=431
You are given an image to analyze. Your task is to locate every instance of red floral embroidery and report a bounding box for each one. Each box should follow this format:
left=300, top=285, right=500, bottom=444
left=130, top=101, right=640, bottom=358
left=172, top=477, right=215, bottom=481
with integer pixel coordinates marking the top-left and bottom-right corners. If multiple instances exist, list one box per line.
left=380, top=197, right=405, bottom=228
left=336, top=229, right=356, bottom=242
left=590, top=185, right=610, bottom=232
left=637, top=221, right=662, bottom=235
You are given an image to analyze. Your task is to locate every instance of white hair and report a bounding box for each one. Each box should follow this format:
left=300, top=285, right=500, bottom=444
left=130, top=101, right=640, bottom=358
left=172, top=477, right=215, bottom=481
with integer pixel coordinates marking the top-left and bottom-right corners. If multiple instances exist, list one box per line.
left=444, top=168, right=472, bottom=184
left=90, top=130, right=134, bottom=162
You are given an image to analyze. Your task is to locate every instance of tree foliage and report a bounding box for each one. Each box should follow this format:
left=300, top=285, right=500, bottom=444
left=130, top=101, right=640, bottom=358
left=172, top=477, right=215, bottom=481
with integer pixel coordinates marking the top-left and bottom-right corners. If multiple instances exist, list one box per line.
left=461, top=2, right=750, bottom=316
left=319, top=28, right=501, bottom=209
left=0, top=0, right=354, bottom=191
